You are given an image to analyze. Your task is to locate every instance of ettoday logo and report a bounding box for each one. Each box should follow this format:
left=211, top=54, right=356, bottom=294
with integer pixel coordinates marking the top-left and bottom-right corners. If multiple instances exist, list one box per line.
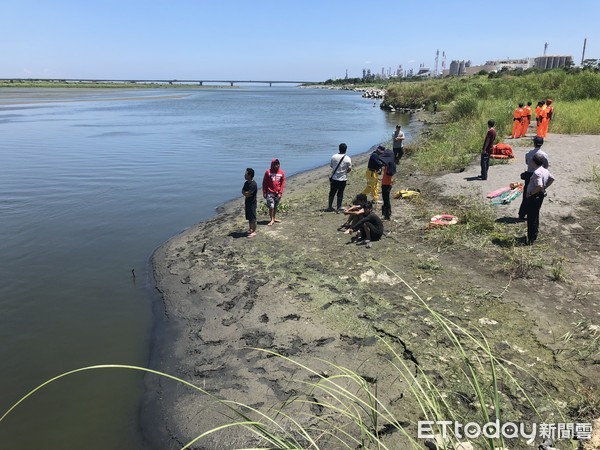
left=418, top=420, right=593, bottom=443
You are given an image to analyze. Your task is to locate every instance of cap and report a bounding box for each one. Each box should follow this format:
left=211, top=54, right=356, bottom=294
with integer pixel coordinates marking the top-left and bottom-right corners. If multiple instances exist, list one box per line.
left=533, top=136, right=544, bottom=146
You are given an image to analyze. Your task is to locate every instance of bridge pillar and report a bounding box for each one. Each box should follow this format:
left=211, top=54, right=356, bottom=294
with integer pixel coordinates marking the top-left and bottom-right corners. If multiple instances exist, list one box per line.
left=199, top=81, right=203, bottom=86
left=230, top=81, right=234, bottom=87
left=269, top=82, right=272, bottom=87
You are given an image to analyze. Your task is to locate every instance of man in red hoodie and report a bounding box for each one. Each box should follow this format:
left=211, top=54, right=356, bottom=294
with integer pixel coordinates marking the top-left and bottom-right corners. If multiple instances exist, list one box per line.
left=262, top=158, right=285, bottom=226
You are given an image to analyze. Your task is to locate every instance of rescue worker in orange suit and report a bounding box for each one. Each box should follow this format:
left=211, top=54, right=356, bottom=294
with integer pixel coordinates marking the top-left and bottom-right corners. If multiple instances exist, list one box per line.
left=541, top=98, right=553, bottom=137
left=511, top=103, right=524, bottom=138
left=535, top=100, right=546, bottom=137
left=521, top=101, right=532, bottom=137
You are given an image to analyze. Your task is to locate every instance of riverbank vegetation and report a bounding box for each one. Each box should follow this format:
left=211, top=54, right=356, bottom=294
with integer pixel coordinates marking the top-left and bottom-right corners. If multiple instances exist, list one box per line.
left=380, top=69, right=600, bottom=174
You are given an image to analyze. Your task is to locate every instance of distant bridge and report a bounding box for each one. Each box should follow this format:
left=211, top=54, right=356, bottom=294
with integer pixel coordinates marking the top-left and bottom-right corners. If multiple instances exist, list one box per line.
left=0, top=78, right=313, bottom=87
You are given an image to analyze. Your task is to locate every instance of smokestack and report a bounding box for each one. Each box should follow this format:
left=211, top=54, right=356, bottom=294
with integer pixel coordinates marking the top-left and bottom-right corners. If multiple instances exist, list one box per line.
left=582, top=38, right=587, bottom=65
left=544, top=42, right=548, bottom=56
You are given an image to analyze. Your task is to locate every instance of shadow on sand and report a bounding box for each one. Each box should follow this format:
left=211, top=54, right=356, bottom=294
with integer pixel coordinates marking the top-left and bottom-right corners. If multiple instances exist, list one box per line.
left=495, top=216, right=525, bottom=224
left=228, top=231, right=248, bottom=239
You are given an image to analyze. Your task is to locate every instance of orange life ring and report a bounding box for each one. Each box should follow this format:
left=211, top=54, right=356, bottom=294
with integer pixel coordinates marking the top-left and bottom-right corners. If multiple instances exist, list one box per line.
left=430, top=214, right=459, bottom=225
left=490, top=154, right=510, bottom=159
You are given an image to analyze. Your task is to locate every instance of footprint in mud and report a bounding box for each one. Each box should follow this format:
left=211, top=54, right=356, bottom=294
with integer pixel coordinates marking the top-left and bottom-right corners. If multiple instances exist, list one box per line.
left=241, top=330, right=275, bottom=348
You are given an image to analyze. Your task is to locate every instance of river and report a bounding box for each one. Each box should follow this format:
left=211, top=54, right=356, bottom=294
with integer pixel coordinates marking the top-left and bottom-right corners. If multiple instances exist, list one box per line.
left=0, top=86, right=410, bottom=449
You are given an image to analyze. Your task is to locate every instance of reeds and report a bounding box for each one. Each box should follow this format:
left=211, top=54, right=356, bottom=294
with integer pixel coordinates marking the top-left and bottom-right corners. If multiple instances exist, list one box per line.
left=1, top=267, right=569, bottom=449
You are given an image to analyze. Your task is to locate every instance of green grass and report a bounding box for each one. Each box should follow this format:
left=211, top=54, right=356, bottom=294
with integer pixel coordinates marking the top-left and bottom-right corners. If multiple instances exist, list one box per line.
left=503, top=246, right=545, bottom=278
left=257, top=199, right=291, bottom=216
left=382, top=70, right=600, bottom=173
left=551, top=99, right=600, bottom=134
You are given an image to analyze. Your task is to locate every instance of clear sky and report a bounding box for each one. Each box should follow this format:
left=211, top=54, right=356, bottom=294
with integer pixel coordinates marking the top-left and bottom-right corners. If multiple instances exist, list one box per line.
left=2, top=0, right=599, bottom=82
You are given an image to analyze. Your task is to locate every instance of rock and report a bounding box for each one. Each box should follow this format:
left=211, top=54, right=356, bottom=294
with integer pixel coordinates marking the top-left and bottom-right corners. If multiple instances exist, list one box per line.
left=478, top=317, right=498, bottom=326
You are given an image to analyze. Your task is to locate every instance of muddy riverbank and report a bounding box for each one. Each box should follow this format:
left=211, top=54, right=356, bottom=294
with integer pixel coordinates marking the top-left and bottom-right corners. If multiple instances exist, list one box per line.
left=148, top=126, right=600, bottom=449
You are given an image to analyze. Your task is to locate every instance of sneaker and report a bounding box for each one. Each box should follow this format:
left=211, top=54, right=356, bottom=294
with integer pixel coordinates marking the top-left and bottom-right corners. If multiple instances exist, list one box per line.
left=366, top=241, right=372, bottom=248
left=324, top=207, right=335, bottom=212
left=356, top=239, right=370, bottom=246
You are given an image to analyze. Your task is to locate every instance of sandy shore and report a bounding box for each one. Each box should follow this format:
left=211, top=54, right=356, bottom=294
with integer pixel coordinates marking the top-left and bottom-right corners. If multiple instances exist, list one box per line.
left=148, top=126, right=600, bottom=449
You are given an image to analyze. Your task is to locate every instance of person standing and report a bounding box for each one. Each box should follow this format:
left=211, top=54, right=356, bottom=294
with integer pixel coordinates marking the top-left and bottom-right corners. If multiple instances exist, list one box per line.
left=242, top=168, right=258, bottom=237
left=525, top=153, right=555, bottom=244
left=518, top=137, right=549, bottom=220
left=379, top=148, right=396, bottom=220
left=327, top=143, right=352, bottom=212
left=541, top=98, right=554, bottom=137
left=262, top=158, right=285, bottom=226
left=511, top=103, right=524, bottom=139
left=535, top=100, right=546, bottom=137
left=521, top=101, right=532, bottom=137
left=362, top=145, right=385, bottom=203
left=433, top=99, right=438, bottom=114
left=392, top=125, right=405, bottom=163
left=480, top=119, right=496, bottom=180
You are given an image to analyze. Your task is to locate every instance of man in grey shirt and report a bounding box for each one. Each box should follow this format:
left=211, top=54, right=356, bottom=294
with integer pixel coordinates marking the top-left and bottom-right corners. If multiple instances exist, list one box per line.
left=327, top=143, right=352, bottom=212
left=525, top=153, right=555, bottom=244
left=518, top=136, right=549, bottom=219
left=392, top=125, right=405, bottom=163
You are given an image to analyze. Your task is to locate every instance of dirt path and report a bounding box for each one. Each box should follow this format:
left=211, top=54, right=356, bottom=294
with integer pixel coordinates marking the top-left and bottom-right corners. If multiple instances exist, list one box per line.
left=148, top=134, right=600, bottom=449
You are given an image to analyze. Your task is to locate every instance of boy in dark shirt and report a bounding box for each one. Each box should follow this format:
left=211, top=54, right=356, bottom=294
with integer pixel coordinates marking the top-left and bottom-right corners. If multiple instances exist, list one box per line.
left=242, top=168, right=258, bottom=238
left=480, top=119, right=496, bottom=180
left=344, top=201, right=384, bottom=248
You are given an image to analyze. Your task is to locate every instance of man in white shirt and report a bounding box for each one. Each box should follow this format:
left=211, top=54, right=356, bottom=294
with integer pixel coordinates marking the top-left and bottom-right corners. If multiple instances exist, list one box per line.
left=525, top=152, right=555, bottom=244
left=327, top=143, right=352, bottom=212
left=392, top=125, right=405, bottom=163
left=518, top=136, right=549, bottom=219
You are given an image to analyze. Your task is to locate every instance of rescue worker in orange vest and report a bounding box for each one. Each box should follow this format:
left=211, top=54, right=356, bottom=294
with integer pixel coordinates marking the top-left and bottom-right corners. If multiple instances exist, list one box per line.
left=541, top=98, right=554, bottom=137
left=535, top=100, right=546, bottom=137
left=521, top=101, right=532, bottom=137
left=512, top=103, right=524, bottom=138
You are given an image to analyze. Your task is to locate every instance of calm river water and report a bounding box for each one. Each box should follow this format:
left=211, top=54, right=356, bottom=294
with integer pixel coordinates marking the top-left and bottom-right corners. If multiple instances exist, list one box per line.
left=0, top=86, right=410, bottom=449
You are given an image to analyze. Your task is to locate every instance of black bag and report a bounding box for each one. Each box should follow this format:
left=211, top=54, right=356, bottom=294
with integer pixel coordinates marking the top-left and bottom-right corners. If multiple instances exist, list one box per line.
left=520, top=171, right=532, bottom=181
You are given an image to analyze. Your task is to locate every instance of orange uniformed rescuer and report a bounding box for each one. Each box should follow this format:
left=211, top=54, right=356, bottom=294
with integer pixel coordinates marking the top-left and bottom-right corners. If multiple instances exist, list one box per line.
left=541, top=98, right=554, bottom=137
left=512, top=103, right=524, bottom=138
left=521, top=101, right=532, bottom=137
left=535, top=100, right=546, bottom=137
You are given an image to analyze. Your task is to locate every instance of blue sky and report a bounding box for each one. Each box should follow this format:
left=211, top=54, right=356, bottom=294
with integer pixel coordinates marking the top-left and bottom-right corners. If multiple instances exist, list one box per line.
left=2, top=0, right=599, bottom=81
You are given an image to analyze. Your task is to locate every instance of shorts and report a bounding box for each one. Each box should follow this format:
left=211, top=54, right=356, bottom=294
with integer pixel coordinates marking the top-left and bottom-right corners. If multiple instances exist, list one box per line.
left=245, top=201, right=257, bottom=222
left=266, top=192, right=280, bottom=210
